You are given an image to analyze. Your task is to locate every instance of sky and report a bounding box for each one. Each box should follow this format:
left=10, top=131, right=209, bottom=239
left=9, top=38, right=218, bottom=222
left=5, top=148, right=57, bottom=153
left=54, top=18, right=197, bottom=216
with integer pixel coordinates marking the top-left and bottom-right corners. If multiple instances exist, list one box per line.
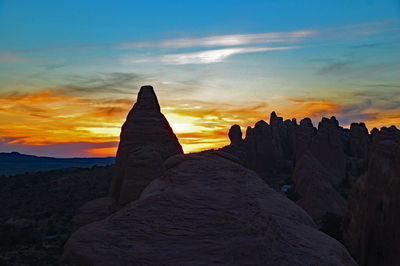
left=0, top=0, right=399, bottom=157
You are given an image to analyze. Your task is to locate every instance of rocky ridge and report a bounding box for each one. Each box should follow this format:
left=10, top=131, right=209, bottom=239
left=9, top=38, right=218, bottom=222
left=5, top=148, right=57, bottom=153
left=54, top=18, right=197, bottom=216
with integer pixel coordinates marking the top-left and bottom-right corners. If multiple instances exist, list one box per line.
left=342, top=126, right=400, bottom=266
left=63, top=86, right=357, bottom=265
left=223, top=113, right=371, bottom=223
left=2, top=85, right=398, bottom=265
left=63, top=151, right=356, bottom=265
left=223, top=111, right=400, bottom=266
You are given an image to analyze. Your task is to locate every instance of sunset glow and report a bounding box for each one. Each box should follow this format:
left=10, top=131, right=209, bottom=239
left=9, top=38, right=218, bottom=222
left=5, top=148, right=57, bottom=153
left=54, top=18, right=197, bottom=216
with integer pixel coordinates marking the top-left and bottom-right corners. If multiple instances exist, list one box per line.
left=1, top=86, right=399, bottom=157
left=0, top=1, right=399, bottom=157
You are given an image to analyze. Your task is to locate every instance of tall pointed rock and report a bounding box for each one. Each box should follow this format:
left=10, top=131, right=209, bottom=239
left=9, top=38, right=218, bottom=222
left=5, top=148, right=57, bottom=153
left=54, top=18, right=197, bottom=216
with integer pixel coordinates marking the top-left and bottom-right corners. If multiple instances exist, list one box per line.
left=109, top=85, right=183, bottom=205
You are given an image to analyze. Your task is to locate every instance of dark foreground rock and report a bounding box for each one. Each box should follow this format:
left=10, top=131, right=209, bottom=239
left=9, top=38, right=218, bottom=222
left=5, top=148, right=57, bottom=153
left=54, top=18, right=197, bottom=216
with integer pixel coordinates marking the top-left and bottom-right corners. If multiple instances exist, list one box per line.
left=342, top=126, right=400, bottom=266
left=71, top=197, right=115, bottom=231
left=63, top=152, right=356, bottom=265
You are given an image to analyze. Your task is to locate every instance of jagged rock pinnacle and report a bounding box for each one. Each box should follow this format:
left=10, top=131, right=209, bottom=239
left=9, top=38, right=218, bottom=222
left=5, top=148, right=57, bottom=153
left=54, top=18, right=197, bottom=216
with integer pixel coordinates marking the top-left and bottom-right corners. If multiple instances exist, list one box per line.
left=109, top=85, right=182, bottom=205
left=133, top=85, right=160, bottom=112
left=228, top=124, right=243, bottom=146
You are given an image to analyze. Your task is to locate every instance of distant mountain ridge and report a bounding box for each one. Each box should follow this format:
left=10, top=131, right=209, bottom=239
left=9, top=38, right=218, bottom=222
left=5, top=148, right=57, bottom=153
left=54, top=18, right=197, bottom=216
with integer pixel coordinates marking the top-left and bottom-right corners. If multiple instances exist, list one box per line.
left=0, top=152, right=115, bottom=176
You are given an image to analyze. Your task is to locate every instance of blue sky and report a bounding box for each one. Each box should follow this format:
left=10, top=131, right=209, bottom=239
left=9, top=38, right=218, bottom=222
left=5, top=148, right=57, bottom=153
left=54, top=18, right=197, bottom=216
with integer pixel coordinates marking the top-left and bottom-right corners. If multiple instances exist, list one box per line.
left=0, top=0, right=398, bottom=48
left=0, top=0, right=399, bottom=156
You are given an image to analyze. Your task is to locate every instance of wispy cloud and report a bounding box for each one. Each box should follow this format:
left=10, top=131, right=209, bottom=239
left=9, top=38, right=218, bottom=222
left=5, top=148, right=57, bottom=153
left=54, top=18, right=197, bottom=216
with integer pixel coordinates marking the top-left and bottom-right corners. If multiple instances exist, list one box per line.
left=0, top=89, right=130, bottom=152
left=122, top=46, right=298, bottom=65
left=0, top=52, right=26, bottom=63
left=60, top=72, right=145, bottom=95
left=118, top=30, right=315, bottom=49
left=349, top=42, right=384, bottom=49
left=283, top=88, right=400, bottom=129
left=117, top=21, right=395, bottom=51
left=315, top=59, right=356, bottom=75
left=281, top=97, right=343, bottom=122
left=362, top=83, right=400, bottom=89
left=282, top=96, right=377, bottom=128
left=340, top=21, right=393, bottom=36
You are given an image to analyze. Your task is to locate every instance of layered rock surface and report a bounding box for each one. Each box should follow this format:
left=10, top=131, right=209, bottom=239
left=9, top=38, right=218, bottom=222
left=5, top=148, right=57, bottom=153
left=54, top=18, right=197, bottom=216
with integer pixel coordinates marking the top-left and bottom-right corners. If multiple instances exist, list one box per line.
left=342, top=126, right=400, bottom=266
left=63, top=152, right=356, bottom=265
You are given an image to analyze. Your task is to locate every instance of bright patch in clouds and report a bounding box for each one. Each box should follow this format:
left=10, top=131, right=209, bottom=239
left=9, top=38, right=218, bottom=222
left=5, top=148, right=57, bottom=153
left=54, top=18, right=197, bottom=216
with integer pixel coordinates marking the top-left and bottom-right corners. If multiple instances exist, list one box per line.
left=120, top=29, right=310, bottom=65
left=123, top=46, right=298, bottom=65
left=118, top=30, right=315, bottom=49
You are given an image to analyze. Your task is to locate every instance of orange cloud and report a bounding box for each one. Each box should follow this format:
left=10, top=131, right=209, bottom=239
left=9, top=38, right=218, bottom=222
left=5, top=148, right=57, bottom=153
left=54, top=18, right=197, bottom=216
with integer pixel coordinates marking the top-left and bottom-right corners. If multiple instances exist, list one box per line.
left=0, top=89, right=128, bottom=148
left=0, top=88, right=273, bottom=155
left=0, top=88, right=398, bottom=157
left=280, top=97, right=343, bottom=122
left=360, top=109, right=400, bottom=130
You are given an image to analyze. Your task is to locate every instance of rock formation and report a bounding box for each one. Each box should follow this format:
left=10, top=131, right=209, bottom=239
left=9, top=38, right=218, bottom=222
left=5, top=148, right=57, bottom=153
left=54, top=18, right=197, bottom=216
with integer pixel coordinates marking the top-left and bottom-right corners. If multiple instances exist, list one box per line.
left=109, top=85, right=182, bottom=205
left=342, top=126, right=400, bottom=266
left=242, top=119, right=277, bottom=171
left=223, top=112, right=297, bottom=189
left=346, top=123, right=370, bottom=185
left=347, top=122, right=369, bottom=159
left=62, top=85, right=400, bottom=265
left=228, top=124, right=243, bottom=146
left=63, top=151, right=356, bottom=265
left=291, top=117, right=349, bottom=222
left=72, top=197, right=115, bottom=231
left=310, top=117, right=346, bottom=187
left=292, top=150, right=347, bottom=220
left=293, top=117, right=316, bottom=164
left=63, top=88, right=357, bottom=265
left=269, top=111, right=285, bottom=160
left=223, top=113, right=373, bottom=227
left=70, top=86, right=182, bottom=230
